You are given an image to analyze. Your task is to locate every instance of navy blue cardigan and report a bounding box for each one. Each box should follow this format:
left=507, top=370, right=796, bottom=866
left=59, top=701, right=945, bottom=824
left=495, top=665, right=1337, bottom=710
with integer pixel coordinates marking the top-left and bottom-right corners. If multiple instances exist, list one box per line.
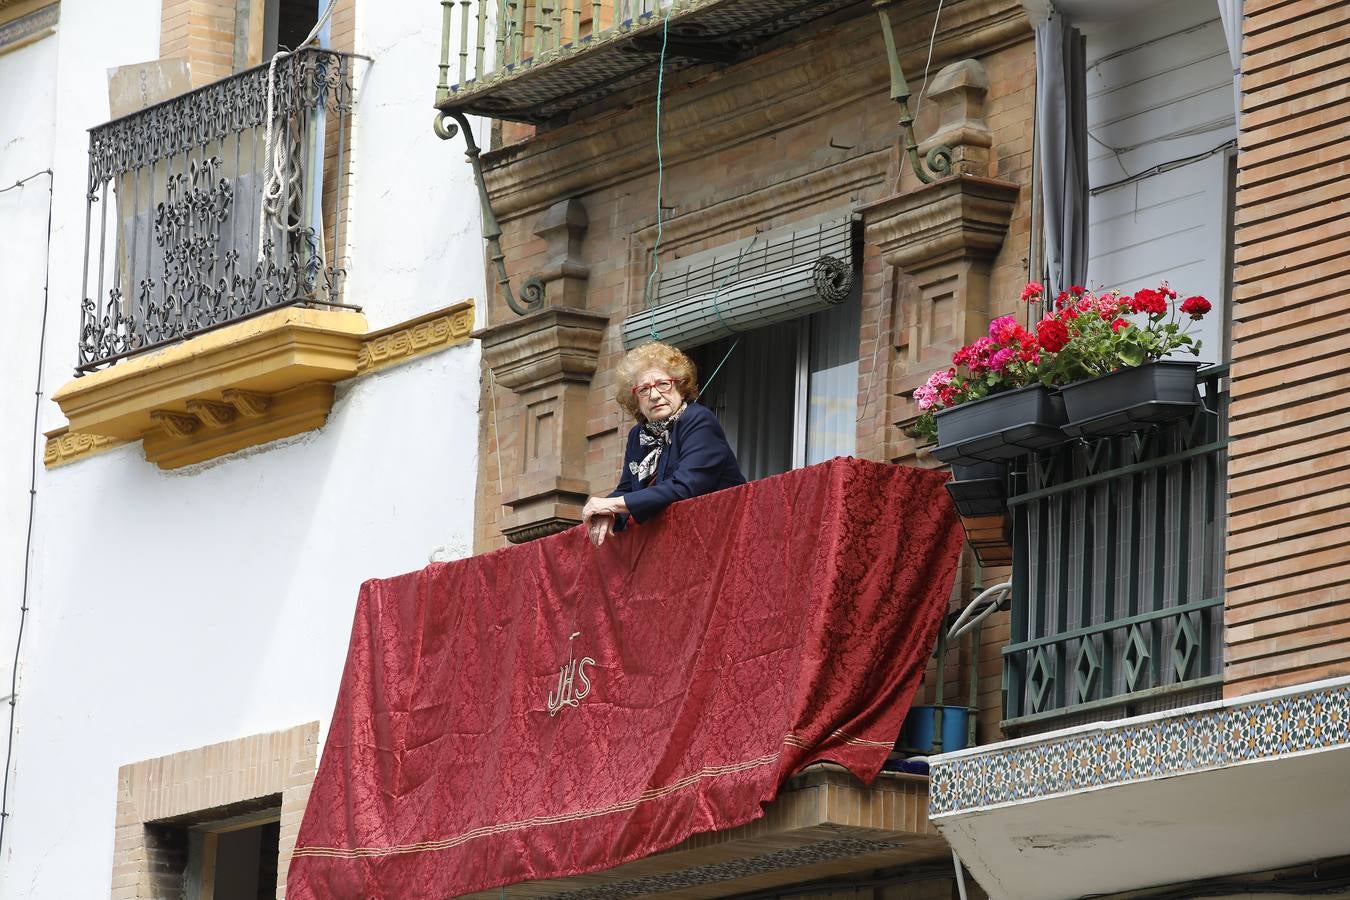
left=611, top=402, right=746, bottom=524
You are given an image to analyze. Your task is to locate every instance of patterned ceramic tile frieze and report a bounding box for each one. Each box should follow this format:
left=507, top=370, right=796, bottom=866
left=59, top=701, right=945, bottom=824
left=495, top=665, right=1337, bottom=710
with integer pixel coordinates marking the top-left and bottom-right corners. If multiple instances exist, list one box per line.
left=929, top=682, right=1350, bottom=816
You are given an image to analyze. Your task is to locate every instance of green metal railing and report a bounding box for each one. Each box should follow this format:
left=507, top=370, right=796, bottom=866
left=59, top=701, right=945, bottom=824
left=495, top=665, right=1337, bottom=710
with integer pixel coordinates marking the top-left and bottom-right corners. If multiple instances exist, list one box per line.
left=1002, top=366, right=1228, bottom=726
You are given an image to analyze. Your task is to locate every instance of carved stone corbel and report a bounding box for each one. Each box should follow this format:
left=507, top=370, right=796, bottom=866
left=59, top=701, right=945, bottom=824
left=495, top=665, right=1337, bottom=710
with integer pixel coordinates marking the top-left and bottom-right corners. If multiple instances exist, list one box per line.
left=149, top=410, right=201, bottom=439
left=534, top=198, right=590, bottom=309
left=221, top=388, right=272, bottom=418
left=860, top=174, right=1020, bottom=457
left=185, top=399, right=237, bottom=429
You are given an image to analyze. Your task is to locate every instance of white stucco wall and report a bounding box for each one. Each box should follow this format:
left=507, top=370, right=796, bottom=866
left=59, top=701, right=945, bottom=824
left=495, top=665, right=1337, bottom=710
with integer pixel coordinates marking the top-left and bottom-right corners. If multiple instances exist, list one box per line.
left=347, top=0, right=491, bottom=331
left=0, top=27, right=59, bottom=725
left=0, top=2, right=486, bottom=896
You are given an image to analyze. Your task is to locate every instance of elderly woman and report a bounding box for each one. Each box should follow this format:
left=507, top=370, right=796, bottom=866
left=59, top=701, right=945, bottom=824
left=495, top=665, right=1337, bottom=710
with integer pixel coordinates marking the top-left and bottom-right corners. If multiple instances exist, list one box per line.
left=581, top=342, right=746, bottom=547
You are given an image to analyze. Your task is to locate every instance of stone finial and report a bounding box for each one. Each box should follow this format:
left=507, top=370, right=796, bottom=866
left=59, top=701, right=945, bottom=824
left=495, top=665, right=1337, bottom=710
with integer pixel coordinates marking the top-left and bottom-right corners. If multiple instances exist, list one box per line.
left=919, top=59, right=994, bottom=178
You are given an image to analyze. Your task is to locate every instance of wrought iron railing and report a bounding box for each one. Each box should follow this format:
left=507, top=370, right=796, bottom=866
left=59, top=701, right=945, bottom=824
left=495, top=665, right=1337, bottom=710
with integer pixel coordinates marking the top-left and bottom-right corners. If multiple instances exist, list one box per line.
left=1002, top=366, right=1228, bottom=727
left=77, top=48, right=361, bottom=373
left=437, top=0, right=662, bottom=98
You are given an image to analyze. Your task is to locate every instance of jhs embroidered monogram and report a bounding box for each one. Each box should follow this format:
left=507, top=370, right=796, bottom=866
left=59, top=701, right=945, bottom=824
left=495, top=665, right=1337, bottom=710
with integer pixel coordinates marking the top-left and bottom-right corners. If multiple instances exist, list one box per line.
left=546, top=632, right=596, bottom=717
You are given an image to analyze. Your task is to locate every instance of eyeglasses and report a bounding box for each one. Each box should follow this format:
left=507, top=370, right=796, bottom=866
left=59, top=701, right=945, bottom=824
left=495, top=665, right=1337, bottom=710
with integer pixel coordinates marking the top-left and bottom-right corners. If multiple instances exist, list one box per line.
left=632, top=378, right=676, bottom=398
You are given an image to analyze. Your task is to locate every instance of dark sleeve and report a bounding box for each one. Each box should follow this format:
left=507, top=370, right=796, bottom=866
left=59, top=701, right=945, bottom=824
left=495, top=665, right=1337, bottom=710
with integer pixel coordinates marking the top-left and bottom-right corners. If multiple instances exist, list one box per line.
left=622, top=407, right=736, bottom=524
left=607, top=426, right=639, bottom=531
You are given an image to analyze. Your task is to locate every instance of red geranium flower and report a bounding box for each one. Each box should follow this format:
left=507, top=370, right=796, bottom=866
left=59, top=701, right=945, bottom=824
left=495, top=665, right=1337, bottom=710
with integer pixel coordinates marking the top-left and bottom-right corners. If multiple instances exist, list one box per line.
left=1180, top=296, right=1211, bottom=319
left=1111, top=318, right=1131, bottom=332
left=1020, top=282, right=1045, bottom=302
left=1130, top=288, right=1168, bottom=316
left=1037, top=318, right=1070, bottom=353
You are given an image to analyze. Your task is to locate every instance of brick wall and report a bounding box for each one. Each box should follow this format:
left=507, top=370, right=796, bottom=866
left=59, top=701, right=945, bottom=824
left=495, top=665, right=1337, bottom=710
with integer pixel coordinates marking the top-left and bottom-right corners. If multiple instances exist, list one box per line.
left=160, top=0, right=356, bottom=86
left=1224, top=0, right=1350, bottom=695
left=111, top=722, right=319, bottom=900
left=474, top=2, right=1034, bottom=739
left=160, top=0, right=238, bottom=86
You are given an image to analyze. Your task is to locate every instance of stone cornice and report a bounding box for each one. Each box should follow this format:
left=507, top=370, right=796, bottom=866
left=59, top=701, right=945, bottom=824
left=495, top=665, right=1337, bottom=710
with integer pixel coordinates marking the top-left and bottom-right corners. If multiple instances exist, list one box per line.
left=474, top=307, right=610, bottom=392
left=860, top=174, right=1022, bottom=272
left=43, top=427, right=127, bottom=469
left=478, top=0, right=1029, bottom=220
left=356, top=300, right=476, bottom=375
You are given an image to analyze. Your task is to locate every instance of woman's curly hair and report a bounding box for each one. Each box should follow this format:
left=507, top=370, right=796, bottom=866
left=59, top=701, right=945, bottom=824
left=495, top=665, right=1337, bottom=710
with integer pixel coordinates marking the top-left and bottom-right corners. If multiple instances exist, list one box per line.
left=615, top=342, right=700, bottom=421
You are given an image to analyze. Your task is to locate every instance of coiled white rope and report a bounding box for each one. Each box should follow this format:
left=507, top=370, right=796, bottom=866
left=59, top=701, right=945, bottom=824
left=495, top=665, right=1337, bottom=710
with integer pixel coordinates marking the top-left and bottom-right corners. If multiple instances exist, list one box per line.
left=257, top=0, right=339, bottom=263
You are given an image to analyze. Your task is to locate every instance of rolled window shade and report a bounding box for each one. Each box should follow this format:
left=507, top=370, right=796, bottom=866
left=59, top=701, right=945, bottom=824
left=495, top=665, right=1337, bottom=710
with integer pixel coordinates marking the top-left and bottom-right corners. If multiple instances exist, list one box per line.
left=623, top=215, right=857, bottom=351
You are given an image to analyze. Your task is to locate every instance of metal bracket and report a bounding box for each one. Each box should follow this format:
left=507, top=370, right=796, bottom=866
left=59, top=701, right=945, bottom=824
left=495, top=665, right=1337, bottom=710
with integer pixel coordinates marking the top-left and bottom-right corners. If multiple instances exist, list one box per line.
left=873, top=0, right=953, bottom=184
left=435, top=109, right=545, bottom=317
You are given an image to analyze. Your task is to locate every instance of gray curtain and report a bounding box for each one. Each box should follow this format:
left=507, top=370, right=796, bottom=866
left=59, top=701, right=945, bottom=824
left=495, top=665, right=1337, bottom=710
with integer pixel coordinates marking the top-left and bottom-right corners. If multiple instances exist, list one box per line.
left=695, top=322, right=797, bottom=482
left=1217, top=0, right=1243, bottom=125
left=1035, top=13, right=1089, bottom=296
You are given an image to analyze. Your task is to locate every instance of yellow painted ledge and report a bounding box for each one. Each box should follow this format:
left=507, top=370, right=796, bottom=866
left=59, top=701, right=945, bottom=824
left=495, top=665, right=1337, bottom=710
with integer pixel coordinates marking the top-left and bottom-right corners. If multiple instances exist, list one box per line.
left=356, top=301, right=475, bottom=375
left=48, top=300, right=475, bottom=471
left=43, top=427, right=128, bottom=469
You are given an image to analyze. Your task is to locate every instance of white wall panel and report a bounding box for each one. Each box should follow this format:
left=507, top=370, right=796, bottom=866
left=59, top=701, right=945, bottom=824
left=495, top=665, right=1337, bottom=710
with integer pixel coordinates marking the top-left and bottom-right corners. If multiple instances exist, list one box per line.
left=0, top=2, right=485, bottom=897
left=1082, top=0, right=1236, bottom=362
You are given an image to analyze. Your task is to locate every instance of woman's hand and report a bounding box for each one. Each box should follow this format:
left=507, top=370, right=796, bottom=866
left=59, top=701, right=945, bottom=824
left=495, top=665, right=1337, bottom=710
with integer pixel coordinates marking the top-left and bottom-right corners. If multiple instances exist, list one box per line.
left=582, top=496, right=628, bottom=548
left=582, top=495, right=627, bottom=522
left=587, top=513, right=616, bottom=547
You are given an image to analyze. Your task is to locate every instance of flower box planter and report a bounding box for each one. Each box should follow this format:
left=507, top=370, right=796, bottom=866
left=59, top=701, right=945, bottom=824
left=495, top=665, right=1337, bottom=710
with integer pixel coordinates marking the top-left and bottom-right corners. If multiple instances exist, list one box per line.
left=946, top=461, right=1006, bottom=517
left=1060, top=360, right=1202, bottom=437
left=931, top=384, right=1067, bottom=465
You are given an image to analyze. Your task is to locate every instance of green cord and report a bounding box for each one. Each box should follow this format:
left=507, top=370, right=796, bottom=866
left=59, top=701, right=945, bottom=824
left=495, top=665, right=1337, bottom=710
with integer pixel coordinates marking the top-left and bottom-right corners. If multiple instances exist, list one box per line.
left=707, top=234, right=759, bottom=338
left=701, top=337, right=740, bottom=397
left=643, top=10, right=672, bottom=342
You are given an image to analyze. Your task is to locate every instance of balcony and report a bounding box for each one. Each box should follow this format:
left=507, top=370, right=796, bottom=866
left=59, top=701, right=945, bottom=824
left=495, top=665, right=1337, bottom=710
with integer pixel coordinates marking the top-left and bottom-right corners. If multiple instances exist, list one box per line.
left=54, top=49, right=376, bottom=469
left=1002, top=366, right=1229, bottom=731
left=77, top=47, right=361, bottom=373
left=435, top=0, right=871, bottom=124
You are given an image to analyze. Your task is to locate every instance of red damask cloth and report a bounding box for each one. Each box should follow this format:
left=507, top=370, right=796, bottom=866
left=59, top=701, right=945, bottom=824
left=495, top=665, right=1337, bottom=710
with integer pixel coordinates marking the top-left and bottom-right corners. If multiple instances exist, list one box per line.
left=288, top=458, right=963, bottom=899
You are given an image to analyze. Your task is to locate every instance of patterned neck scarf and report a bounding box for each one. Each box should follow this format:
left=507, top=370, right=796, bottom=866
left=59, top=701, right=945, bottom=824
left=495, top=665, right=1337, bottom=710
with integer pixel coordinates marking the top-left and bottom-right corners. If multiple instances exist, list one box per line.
left=629, top=402, right=687, bottom=486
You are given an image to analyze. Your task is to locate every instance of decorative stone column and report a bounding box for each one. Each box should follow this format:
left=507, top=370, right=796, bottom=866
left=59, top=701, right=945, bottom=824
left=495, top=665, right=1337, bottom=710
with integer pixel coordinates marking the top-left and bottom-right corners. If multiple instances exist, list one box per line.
left=862, top=173, right=1019, bottom=566
left=862, top=174, right=1020, bottom=362
left=860, top=57, right=1020, bottom=445
left=475, top=197, right=607, bottom=544
left=477, top=308, right=609, bottom=543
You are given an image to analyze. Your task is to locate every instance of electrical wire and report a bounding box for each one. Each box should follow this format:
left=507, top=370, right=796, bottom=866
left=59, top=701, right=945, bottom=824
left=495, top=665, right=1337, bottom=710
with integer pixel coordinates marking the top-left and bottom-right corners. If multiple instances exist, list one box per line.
left=0, top=167, right=56, bottom=857
left=642, top=10, right=673, bottom=341
left=912, top=0, right=945, bottom=119
left=1089, top=137, right=1237, bottom=197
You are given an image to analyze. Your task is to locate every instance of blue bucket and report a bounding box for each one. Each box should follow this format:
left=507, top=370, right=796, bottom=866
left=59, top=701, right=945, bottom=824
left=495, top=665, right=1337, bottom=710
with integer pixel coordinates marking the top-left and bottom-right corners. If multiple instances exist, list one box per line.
left=899, top=705, right=970, bottom=754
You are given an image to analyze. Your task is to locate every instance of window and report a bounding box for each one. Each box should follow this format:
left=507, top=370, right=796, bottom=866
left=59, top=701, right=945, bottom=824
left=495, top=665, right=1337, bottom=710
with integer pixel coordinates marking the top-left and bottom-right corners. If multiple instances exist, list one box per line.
left=146, top=801, right=282, bottom=900
left=628, top=214, right=862, bottom=481
left=234, top=0, right=322, bottom=71
left=111, top=724, right=317, bottom=900
left=265, top=0, right=320, bottom=56
left=691, top=294, right=861, bottom=481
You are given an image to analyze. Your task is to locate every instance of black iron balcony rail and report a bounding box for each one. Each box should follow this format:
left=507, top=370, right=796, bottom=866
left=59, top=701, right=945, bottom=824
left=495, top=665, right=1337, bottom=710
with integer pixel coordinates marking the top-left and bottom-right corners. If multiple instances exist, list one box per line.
left=77, top=48, right=363, bottom=373
left=434, top=0, right=870, bottom=124
left=1003, top=366, right=1229, bottom=728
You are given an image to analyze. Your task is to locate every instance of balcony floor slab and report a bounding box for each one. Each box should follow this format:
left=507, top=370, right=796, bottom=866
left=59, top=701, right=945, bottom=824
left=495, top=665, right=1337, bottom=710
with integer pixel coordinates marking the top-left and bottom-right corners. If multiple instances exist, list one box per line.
left=458, top=768, right=947, bottom=899
left=930, top=676, right=1350, bottom=898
